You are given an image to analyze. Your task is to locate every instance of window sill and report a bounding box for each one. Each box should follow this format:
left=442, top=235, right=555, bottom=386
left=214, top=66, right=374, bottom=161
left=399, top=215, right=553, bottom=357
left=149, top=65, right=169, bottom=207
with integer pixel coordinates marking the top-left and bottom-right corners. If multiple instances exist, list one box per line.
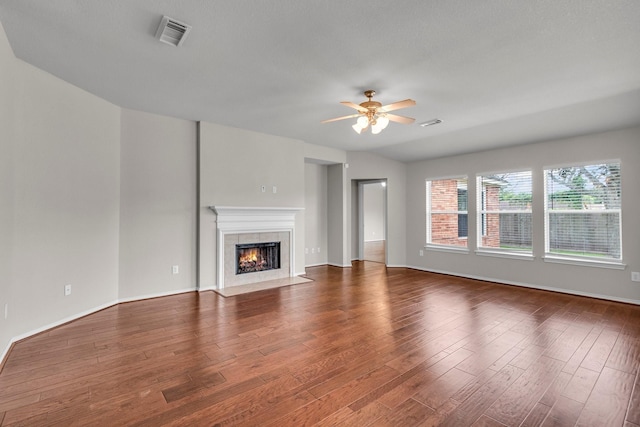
left=542, top=255, right=626, bottom=270
left=425, top=244, right=470, bottom=254
left=475, top=250, right=535, bottom=261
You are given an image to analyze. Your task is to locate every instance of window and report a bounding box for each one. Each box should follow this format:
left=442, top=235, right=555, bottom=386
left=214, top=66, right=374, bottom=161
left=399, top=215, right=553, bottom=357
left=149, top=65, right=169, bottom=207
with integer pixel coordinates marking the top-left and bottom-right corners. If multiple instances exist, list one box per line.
left=426, top=177, right=468, bottom=249
left=457, top=187, right=468, bottom=238
left=477, top=171, right=532, bottom=254
left=544, top=162, right=621, bottom=261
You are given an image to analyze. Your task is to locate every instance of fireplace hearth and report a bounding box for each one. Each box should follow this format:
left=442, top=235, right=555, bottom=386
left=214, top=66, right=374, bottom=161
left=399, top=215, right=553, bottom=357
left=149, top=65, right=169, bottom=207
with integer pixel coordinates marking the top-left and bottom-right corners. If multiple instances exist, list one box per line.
left=236, top=242, right=281, bottom=275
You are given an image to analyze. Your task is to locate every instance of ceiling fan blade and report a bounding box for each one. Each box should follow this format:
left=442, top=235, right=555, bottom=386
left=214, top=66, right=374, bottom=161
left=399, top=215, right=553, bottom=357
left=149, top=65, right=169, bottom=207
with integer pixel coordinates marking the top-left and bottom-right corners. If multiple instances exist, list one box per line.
left=340, top=101, right=368, bottom=113
left=379, top=99, right=416, bottom=112
left=386, top=113, right=415, bottom=124
left=321, top=113, right=361, bottom=124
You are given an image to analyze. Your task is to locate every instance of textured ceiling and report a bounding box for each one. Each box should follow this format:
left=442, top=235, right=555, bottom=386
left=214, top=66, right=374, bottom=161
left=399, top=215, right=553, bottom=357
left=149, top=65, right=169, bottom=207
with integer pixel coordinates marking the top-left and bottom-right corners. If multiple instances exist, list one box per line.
left=1, top=0, right=639, bottom=162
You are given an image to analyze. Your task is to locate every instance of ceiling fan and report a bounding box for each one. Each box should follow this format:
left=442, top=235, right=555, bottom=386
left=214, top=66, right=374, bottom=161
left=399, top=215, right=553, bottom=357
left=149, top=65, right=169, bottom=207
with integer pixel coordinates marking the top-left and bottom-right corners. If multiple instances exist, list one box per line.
left=322, top=90, right=416, bottom=134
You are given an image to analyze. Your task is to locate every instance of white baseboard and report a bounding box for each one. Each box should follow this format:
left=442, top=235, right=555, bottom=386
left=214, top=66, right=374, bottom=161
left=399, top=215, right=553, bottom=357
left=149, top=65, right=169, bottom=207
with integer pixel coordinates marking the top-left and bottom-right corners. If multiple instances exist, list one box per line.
left=118, top=288, right=195, bottom=304
left=9, top=300, right=119, bottom=345
left=1, top=298, right=118, bottom=370
left=0, top=341, right=14, bottom=371
left=1, top=287, right=198, bottom=369
left=406, top=265, right=640, bottom=306
left=7, top=265, right=635, bottom=369
left=304, top=263, right=326, bottom=268
left=328, top=262, right=352, bottom=268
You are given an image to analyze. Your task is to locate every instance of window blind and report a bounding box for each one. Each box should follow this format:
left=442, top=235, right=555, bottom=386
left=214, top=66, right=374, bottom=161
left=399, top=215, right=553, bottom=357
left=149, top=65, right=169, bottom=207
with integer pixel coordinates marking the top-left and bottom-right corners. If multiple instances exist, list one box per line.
left=544, top=162, right=621, bottom=260
left=477, top=171, right=532, bottom=253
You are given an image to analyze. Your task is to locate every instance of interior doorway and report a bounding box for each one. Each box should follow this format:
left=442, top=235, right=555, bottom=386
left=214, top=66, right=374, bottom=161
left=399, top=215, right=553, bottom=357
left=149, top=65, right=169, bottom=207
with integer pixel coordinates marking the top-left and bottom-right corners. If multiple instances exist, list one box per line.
left=358, top=180, right=387, bottom=264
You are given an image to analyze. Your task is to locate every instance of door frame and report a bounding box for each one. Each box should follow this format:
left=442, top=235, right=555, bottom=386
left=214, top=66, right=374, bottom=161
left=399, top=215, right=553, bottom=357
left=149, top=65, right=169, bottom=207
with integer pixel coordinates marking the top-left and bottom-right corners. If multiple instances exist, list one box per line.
left=357, top=179, right=388, bottom=264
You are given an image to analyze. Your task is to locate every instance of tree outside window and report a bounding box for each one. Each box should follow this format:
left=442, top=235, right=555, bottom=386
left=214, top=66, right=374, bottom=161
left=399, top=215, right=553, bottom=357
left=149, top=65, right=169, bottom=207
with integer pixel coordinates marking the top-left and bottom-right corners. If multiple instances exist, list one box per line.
left=545, top=162, right=621, bottom=260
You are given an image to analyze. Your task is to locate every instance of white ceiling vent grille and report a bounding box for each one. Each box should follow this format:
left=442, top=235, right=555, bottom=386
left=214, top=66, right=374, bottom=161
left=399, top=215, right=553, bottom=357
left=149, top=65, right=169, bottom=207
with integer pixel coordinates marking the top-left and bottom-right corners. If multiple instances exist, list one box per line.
left=155, top=16, right=191, bottom=47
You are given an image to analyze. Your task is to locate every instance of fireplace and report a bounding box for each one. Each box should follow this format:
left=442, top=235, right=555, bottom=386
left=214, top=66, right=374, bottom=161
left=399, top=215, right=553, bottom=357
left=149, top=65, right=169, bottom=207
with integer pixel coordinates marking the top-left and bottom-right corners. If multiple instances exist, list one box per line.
left=207, top=206, right=303, bottom=289
left=236, top=242, right=281, bottom=274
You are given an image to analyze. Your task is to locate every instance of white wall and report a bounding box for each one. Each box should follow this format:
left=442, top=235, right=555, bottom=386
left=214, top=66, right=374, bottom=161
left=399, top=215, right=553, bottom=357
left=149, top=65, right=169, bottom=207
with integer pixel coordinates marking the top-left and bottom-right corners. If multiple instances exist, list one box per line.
left=0, top=21, right=16, bottom=359
left=198, top=122, right=308, bottom=288
left=347, top=152, right=407, bottom=267
left=327, top=163, right=349, bottom=267
left=304, top=163, right=328, bottom=266
left=406, top=127, right=640, bottom=303
left=0, top=19, right=122, bottom=361
left=119, top=109, right=197, bottom=300
left=0, top=21, right=202, bottom=361
left=363, top=183, right=385, bottom=242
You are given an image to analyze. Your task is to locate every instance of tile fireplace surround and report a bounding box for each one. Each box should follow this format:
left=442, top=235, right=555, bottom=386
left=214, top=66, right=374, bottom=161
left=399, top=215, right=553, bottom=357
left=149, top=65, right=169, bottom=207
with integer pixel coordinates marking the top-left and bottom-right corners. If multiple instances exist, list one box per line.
left=209, top=206, right=303, bottom=289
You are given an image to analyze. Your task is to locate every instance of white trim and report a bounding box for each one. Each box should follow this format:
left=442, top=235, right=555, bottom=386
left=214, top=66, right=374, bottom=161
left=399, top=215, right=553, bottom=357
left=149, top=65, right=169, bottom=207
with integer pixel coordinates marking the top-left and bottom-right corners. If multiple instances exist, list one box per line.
left=1, top=342, right=12, bottom=369
left=425, top=244, right=470, bottom=254
left=209, top=206, right=303, bottom=232
left=406, top=265, right=640, bottom=305
left=475, top=249, right=535, bottom=261
left=424, top=173, right=469, bottom=182
left=543, top=158, right=621, bottom=171
left=328, top=262, right=352, bottom=268
left=304, top=263, right=326, bottom=268
left=118, top=288, right=195, bottom=304
left=8, top=300, right=118, bottom=344
left=476, top=167, right=534, bottom=178
left=542, top=255, right=626, bottom=270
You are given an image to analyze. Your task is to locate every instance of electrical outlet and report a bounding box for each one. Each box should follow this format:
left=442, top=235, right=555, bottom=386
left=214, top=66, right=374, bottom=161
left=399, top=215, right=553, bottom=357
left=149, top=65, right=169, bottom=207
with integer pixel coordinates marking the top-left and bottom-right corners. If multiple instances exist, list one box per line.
left=172, top=265, right=179, bottom=275
left=632, top=272, right=640, bottom=282
left=317, top=247, right=320, bottom=253
left=273, top=186, right=277, bottom=193
left=305, top=248, right=308, bottom=254
left=261, top=185, right=266, bottom=193
left=311, top=248, right=315, bottom=254
left=64, top=284, right=72, bottom=296
left=419, top=250, right=424, bottom=256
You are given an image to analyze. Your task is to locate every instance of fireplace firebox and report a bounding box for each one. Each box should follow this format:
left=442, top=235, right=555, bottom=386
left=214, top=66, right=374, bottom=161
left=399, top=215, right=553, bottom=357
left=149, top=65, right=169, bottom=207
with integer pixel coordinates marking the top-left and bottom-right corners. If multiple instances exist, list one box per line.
left=236, top=242, right=281, bottom=275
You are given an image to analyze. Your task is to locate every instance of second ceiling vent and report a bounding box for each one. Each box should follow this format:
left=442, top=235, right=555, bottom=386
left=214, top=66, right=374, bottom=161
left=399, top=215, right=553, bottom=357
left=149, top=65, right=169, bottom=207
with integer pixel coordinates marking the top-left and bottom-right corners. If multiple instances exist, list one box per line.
left=155, top=16, right=191, bottom=47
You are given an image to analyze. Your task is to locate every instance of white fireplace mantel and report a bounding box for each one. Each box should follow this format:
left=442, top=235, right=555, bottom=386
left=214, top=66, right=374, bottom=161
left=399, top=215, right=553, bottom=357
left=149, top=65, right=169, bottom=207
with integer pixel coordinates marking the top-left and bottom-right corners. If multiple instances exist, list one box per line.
left=209, top=206, right=303, bottom=232
left=209, top=206, right=303, bottom=288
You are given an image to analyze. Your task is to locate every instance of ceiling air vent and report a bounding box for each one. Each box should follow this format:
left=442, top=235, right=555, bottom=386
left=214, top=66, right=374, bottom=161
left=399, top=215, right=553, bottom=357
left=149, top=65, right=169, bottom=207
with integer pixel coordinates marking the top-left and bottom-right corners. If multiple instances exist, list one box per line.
left=419, top=119, right=443, bottom=127
left=155, top=16, right=191, bottom=47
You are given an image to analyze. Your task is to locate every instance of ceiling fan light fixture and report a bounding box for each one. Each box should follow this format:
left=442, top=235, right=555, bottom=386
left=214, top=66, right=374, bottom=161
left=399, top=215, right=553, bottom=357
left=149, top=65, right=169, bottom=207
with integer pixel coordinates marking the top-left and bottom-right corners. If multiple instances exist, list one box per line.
left=352, top=123, right=365, bottom=134
left=322, top=89, right=416, bottom=135
left=377, top=115, right=389, bottom=130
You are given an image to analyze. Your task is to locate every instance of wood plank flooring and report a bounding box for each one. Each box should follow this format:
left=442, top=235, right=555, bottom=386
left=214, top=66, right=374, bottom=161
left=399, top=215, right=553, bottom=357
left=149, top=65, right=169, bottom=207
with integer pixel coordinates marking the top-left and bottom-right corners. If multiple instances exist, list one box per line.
left=363, top=240, right=385, bottom=263
left=1, top=263, right=639, bottom=426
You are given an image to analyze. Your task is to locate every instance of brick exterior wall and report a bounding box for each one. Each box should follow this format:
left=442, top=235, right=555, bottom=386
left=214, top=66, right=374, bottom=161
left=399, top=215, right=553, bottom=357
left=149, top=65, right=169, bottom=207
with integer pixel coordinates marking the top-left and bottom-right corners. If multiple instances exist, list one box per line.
left=429, top=179, right=501, bottom=248
left=481, top=185, right=500, bottom=248
left=430, top=179, right=466, bottom=247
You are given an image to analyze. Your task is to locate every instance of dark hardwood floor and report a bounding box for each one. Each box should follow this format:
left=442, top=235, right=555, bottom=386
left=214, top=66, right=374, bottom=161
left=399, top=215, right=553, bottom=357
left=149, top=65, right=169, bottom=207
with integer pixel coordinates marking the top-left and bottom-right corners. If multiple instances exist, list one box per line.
left=1, top=263, right=639, bottom=426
